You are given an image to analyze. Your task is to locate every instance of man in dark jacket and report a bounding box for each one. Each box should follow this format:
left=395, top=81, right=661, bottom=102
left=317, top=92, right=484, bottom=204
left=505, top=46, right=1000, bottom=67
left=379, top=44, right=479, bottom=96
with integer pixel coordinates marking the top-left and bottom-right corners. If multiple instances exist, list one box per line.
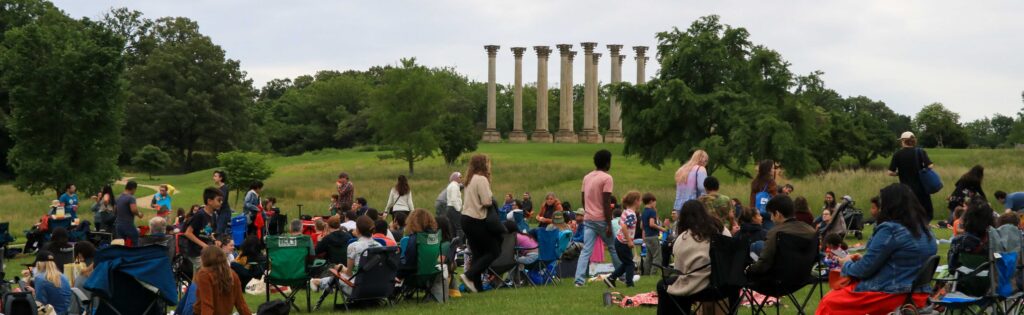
left=315, top=216, right=352, bottom=266
left=745, top=195, right=816, bottom=277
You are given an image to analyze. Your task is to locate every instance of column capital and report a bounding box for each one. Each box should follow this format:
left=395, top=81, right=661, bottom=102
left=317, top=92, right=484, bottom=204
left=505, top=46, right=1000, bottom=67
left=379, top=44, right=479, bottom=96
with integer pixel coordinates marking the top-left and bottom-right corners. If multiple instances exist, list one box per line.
left=581, top=42, right=597, bottom=53
left=568, top=50, right=577, bottom=61
left=632, top=46, right=648, bottom=57
left=592, top=53, right=602, bottom=64
left=534, top=46, right=551, bottom=58
left=606, top=44, right=623, bottom=55
left=511, top=47, right=526, bottom=58
left=485, top=45, right=501, bottom=56
left=556, top=44, right=573, bottom=54
left=618, top=55, right=627, bottom=63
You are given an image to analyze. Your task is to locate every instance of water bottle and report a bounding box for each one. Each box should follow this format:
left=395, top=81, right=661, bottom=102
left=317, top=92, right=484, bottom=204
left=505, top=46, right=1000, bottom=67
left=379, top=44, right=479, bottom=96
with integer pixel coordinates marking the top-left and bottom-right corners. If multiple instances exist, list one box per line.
left=603, top=291, right=613, bottom=306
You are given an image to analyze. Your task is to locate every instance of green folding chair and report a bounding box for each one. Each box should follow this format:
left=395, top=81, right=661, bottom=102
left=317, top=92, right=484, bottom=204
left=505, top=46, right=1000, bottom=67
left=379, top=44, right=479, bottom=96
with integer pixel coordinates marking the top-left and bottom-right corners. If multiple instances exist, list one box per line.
left=401, top=231, right=443, bottom=303
left=264, top=235, right=323, bottom=312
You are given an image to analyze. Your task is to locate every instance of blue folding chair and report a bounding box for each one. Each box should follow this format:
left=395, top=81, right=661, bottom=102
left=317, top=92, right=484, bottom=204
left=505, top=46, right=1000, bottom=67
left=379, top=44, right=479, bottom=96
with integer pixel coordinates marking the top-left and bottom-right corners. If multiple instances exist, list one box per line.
left=231, top=214, right=247, bottom=246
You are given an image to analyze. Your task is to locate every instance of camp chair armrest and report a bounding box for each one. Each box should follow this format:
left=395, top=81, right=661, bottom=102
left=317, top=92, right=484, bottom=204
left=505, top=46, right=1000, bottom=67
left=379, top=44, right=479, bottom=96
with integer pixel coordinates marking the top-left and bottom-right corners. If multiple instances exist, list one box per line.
left=310, top=259, right=326, bottom=268
left=653, top=263, right=682, bottom=279
left=515, top=246, right=538, bottom=251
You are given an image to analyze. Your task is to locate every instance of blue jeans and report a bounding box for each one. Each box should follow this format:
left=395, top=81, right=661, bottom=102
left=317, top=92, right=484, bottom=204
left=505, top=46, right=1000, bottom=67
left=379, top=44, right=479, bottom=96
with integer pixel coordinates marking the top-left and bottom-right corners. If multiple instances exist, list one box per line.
left=574, top=220, right=622, bottom=284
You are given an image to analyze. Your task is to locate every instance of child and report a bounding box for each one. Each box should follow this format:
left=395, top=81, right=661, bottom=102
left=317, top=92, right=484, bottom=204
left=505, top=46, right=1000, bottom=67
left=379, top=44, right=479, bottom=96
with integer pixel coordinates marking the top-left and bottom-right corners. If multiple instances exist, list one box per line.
left=639, top=193, right=664, bottom=276
left=605, top=191, right=641, bottom=288
left=328, top=194, right=344, bottom=216
left=735, top=207, right=767, bottom=255
left=951, top=206, right=966, bottom=237
left=822, top=233, right=849, bottom=270
left=390, top=211, right=408, bottom=241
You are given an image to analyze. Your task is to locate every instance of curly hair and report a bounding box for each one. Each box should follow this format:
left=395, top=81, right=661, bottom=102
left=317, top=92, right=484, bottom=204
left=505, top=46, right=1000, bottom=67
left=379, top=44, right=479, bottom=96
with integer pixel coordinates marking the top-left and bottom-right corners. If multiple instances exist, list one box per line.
left=405, top=208, right=437, bottom=234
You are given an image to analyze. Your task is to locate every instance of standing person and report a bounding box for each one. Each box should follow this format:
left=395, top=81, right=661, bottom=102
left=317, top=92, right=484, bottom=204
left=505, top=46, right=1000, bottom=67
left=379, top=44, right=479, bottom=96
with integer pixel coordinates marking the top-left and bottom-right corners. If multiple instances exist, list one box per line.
left=114, top=181, right=144, bottom=246
left=458, top=154, right=502, bottom=293
left=640, top=193, right=665, bottom=276
left=947, top=165, right=986, bottom=216
left=996, top=191, right=1024, bottom=213
left=184, top=188, right=221, bottom=273
left=888, top=131, right=937, bottom=220
left=674, top=150, right=709, bottom=210
left=605, top=191, right=641, bottom=288
left=699, top=176, right=736, bottom=234
left=212, top=170, right=232, bottom=235
left=749, top=159, right=778, bottom=229
left=91, top=185, right=116, bottom=232
left=336, top=172, right=354, bottom=212
left=574, top=149, right=622, bottom=287
left=385, top=175, right=415, bottom=217
left=443, top=172, right=463, bottom=238
left=151, top=184, right=173, bottom=217
left=59, top=184, right=79, bottom=219
left=193, top=246, right=252, bottom=315
left=243, top=181, right=262, bottom=221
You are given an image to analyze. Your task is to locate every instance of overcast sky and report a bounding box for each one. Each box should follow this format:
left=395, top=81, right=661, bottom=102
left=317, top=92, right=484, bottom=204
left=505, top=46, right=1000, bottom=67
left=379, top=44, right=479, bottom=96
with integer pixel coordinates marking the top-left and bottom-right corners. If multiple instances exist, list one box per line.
left=52, top=0, right=1023, bottom=121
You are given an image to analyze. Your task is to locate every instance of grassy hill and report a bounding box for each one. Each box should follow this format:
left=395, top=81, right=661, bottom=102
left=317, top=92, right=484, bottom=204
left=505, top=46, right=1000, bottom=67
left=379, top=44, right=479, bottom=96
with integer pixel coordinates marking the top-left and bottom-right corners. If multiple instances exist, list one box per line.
left=2, top=143, right=1012, bottom=313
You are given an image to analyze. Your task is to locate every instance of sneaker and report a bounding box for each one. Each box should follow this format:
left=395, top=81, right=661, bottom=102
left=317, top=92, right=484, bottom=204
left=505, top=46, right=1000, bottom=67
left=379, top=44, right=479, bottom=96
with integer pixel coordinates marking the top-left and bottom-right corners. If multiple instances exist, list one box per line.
left=309, top=279, right=321, bottom=292
left=604, top=277, right=617, bottom=288
left=574, top=281, right=585, bottom=288
left=460, top=274, right=478, bottom=293
left=449, top=288, right=462, bottom=298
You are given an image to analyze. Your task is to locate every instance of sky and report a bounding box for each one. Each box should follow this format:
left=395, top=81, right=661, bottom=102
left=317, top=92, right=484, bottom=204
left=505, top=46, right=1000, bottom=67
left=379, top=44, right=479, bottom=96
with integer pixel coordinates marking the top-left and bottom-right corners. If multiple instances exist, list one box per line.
left=51, top=0, right=1024, bottom=121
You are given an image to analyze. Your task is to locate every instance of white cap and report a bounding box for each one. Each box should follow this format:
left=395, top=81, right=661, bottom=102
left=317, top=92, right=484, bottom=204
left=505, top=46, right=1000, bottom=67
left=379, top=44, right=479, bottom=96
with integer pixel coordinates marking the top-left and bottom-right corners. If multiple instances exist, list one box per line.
left=899, top=131, right=915, bottom=140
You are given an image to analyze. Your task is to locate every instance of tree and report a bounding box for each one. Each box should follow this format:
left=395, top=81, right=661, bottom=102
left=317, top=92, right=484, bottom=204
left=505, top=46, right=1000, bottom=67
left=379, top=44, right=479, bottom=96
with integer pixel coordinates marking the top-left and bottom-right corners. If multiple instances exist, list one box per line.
left=914, top=102, right=968, bottom=148
left=0, top=6, right=124, bottom=195
left=368, top=59, right=445, bottom=175
left=105, top=11, right=255, bottom=171
left=261, top=72, right=372, bottom=154
left=131, top=145, right=171, bottom=179
left=217, top=151, right=273, bottom=203
left=614, top=15, right=818, bottom=178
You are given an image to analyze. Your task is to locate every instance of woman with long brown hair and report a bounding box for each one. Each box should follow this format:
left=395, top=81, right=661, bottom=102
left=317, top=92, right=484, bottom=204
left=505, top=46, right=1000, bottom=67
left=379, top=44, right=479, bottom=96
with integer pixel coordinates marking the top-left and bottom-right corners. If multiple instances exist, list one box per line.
left=386, top=175, right=415, bottom=217
left=194, top=246, right=251, bottom=315
left=750, top=159, right=778, bottom=229
left=459, top=154, right=500, bottom=293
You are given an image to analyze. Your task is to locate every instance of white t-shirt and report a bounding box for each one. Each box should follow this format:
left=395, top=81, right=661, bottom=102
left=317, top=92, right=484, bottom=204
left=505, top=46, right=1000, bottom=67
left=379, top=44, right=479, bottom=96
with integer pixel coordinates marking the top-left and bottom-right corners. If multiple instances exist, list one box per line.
left=341, top=220, right=357, bottom=232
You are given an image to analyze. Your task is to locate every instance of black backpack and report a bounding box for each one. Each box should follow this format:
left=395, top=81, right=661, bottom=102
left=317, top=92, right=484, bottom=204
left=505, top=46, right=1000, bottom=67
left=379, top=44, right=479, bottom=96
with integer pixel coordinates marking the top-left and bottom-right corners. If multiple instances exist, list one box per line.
left=257, top=299, right=290, bottom=315
left=3, top=292, right=37, bottom=315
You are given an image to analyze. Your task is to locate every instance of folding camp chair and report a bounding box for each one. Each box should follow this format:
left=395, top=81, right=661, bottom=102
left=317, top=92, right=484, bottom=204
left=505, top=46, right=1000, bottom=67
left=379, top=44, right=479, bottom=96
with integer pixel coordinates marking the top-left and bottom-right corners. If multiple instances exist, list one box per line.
left=83, top=245, right=178, bottom=315
left=325, top=246, right=400, bottom=311
left=487, top=233, right=518, bottom=289
left=521, top=228, right=563, bottom=286
left=264, top=234, right=322, bottom=313
left=231, top=214, right=248, bottom=247
left=743, top=232, right=818, bottom=315
left=654, top=233, right=747, bottom=314
left=399, top=231, right=444, bottom=302
left=0, top=222, right=15, bottom=254
left=933, top=225, right=1024, bottom=315
left=891, top=255, right=941, bottom=314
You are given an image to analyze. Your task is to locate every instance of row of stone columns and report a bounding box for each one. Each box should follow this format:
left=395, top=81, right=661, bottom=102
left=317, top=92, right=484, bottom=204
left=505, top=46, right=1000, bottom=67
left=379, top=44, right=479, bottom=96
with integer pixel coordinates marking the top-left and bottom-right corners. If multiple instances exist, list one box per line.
left=483, top=43, right=649, bottom=143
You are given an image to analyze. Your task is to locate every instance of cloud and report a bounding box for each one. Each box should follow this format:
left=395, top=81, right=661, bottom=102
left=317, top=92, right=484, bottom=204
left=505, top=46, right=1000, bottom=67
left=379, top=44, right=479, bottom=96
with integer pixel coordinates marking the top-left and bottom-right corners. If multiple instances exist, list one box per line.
left=52, top=0, right=1024, bottom=120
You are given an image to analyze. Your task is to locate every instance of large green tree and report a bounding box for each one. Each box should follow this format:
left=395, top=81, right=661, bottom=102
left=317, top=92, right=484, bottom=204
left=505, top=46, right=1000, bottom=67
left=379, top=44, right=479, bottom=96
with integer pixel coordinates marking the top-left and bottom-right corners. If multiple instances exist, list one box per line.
left=0, top=5, right=124, bottom=195
left=262, top=72, right=373, bottom=154
left=614, top=15, right=818, bottom=177
left=105, top=10, right=254, bottom=171
left=914, top=102, right=968, bottom=148
left=369, top=59, right=446, bottom=175
left=434, top=68, right=480, bottom=165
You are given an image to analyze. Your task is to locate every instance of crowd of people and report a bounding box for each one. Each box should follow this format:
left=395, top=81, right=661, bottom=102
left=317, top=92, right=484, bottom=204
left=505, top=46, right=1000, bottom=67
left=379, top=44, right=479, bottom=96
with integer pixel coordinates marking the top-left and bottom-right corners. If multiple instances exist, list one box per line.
left=12, top=130, right=1024, bottom=315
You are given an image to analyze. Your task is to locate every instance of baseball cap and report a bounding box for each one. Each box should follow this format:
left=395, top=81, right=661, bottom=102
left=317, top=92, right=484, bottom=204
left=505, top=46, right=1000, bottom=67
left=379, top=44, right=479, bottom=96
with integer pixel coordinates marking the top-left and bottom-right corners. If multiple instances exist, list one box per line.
left=34, top=250, right=55, bottom=264
left=552, top=211, right=566, bottom=224
left=899, top=131, right=915, bottom=140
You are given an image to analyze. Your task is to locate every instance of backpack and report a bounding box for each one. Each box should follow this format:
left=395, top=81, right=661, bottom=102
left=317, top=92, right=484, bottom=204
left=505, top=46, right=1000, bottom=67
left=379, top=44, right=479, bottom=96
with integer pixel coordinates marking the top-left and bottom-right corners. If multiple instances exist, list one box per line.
left=257, top=299, right=291, bottom=315
left=3, top=292, right=37, bottom=315
left=754, top=185, right=771, bottom=214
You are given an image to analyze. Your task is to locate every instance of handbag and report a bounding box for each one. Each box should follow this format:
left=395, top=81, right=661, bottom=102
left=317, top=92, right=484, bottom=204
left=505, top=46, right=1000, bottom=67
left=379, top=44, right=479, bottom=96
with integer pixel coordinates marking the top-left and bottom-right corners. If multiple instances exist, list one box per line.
left=915, top=148, right=943, bottom=194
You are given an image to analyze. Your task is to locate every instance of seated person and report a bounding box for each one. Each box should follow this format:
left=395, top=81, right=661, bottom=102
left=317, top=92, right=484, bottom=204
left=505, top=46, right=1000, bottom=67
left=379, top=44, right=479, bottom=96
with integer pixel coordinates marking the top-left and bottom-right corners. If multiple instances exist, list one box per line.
left=340, top=210, right=358, bottom=232
left=822, top=233, right=849, bottom=270
left=316, top=216, right=352, bottom=265
left=139, top=216, right=175, bottom=258
left=657, top=200, right=732, bottom=313
left=734, top=207, right=767, bottom=255
left=506, top=200, right=529, bottom=233
left=311, top=216, right=381, bottom=294
left=29, top=250, right=73, bottom=315
left=44, top=227, right=75, bottom=273
left=216, top=235, right=236, bottom=262
left=950, top=206, right=966, bottom=237
left=504, top=221, right=538, bottom=265
left=398, top=209, right=440, bottom=280
left=373, top=219, right=398, bottom=247
left=71, top=241, right=97, bottom=307
left=745, top=195, right=816, bottom=282
left=390, top=211, right=408, bottom=241
left=194, top=246, right=252, bottom=315
left=288, top=219, right=315, bottom=253
left=945, top=199, right=994, bottom=297
left=817, top=183, right=937, bottom=314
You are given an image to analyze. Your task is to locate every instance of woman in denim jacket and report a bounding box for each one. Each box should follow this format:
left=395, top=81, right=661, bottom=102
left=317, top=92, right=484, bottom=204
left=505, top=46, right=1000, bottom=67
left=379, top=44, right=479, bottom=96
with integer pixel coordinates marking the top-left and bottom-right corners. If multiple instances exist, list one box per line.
left=816, top=184, right=937, bottom=315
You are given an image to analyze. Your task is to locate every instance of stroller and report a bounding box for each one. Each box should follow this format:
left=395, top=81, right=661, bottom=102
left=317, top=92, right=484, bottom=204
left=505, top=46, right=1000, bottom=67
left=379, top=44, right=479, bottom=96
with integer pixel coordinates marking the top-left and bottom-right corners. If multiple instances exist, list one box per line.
left=83, top=245, right=178, bottom=315
left=842, top=203, right=865, bottom=240
left=820, top=196, right=853, bottom=241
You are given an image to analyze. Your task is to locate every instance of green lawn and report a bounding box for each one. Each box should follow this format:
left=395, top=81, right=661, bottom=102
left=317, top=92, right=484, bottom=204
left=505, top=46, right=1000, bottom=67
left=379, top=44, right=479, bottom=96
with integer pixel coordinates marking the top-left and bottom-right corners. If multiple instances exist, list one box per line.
left=0, top=143, right=1014, bottom=314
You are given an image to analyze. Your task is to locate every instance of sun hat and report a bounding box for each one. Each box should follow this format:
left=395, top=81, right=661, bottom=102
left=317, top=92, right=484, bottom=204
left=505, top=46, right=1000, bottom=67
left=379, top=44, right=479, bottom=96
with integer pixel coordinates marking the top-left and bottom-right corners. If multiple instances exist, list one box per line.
left=552, top=211, right=566, bottom=224
left=899, top=131, right=915, bottom=140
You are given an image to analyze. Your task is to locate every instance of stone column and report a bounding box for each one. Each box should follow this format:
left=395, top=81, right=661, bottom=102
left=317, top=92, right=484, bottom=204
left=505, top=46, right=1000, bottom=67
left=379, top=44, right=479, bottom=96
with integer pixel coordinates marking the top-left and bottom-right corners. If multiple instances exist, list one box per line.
left=584, top=52, right=603, bottom=143
left=633, top=46, right=648, bottom=84
left=531, top=46, right=553, bottom=142
left=580, top=42, right=600, bottom=143
left=508, top=47, right=528, bottom=143
left=605, top=45, right=624, bottom=143
left=482, top=45, right=502, bottom=142
left=555, top=44, right=577, bottom=143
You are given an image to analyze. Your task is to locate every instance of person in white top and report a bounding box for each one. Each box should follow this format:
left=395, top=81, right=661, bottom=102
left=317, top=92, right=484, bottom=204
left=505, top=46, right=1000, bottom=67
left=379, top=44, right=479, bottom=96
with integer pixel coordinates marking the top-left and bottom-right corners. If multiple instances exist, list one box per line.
left=385, top=175, right=415, bottom=216
left=444, top=172, right=464, bottom=238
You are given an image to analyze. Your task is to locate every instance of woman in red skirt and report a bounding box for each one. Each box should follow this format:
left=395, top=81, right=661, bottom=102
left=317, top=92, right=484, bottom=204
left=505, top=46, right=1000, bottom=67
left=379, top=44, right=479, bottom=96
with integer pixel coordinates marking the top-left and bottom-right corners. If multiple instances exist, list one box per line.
left=816, top=184, right=937, bottom=315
